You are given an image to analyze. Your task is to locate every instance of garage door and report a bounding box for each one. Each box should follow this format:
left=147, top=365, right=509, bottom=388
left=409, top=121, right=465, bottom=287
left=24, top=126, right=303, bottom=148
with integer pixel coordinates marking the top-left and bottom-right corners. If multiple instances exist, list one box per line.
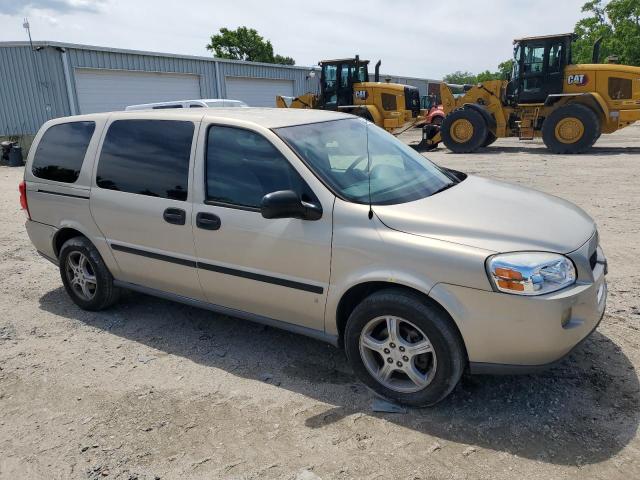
left=74, top=69, right=201, bottom=113
left=225, top=77, right=294, bottom=107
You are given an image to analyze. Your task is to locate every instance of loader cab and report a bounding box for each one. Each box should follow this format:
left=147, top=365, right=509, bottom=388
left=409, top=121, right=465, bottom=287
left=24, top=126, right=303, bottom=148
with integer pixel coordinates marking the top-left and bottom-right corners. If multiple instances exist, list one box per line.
left=509, top=33, right=573, bottom=104
left=319, top=57, right=369, bottom=109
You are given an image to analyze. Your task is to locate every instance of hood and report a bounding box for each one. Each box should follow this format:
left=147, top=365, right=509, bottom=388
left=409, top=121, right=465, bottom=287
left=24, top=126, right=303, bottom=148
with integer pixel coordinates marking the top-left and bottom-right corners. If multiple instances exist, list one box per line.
left=374, top=175, right=595, bottom=254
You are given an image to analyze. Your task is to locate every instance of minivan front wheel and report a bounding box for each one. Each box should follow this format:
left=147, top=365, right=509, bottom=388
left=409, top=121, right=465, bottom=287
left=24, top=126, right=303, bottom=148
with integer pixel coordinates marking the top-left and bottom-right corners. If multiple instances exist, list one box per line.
left=59, top=237, right=120, bottom=311
left=345, top=289, right=465, bottom=406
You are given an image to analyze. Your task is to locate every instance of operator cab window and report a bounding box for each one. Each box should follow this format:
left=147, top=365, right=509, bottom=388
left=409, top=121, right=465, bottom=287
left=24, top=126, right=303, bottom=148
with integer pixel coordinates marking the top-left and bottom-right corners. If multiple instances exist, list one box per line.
left=340, top=64, right=353, bottom=88
left=548, top=43, right=564, bottom=73
left=32, top=121, right=95, bottom=183
left=357, top=65, right=368, bottom=83
left=205, top=126, right=316, bottom=210
left=322, top=64, right=338, bottom=107
left=96, top=119, right=193, bottom=201
left=522, top=44, right=545, bottom=94
left=523, top=45, right=545, bottom=73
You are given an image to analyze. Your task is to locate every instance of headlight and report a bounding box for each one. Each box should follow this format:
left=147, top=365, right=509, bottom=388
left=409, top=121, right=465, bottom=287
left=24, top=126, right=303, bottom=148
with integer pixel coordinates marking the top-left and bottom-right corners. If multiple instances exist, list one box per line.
left=486, top=252, right=576, bottom=296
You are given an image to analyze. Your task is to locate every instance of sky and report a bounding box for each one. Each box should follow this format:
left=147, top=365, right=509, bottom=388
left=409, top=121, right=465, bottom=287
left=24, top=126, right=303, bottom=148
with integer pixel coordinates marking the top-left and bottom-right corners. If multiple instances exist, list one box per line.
left=0, top=0, right=589, bottom=79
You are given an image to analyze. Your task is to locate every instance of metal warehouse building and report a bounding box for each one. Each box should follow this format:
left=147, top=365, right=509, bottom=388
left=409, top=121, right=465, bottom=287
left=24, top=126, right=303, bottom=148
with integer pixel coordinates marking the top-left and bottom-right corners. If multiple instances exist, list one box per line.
left=0, top=40, right=439, bottom=137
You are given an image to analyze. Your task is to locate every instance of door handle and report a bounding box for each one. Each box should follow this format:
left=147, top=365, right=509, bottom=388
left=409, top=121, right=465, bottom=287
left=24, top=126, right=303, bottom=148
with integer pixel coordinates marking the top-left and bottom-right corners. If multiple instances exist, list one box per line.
left=196, top=212, right=221, bottom=230
left=163, top=208, right=186, bottom=225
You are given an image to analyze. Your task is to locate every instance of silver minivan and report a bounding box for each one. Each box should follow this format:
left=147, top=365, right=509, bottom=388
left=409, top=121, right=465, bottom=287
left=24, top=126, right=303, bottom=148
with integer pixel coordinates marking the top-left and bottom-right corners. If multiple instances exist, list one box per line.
left=21, top=108, right=607, bottom=406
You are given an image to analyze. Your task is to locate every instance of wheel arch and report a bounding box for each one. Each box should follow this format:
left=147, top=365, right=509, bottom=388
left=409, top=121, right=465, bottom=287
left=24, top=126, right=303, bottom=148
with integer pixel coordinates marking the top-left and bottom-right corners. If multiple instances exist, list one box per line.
left=335, top=281, right=467, bottom=359
left=53, top=227, right=90, bottom=257
left=545, top=93, right=608, bottom=124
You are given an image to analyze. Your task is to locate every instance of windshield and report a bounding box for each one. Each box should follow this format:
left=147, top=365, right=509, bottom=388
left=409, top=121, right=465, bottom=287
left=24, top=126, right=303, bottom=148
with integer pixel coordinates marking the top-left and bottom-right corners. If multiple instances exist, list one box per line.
left=275, top=118, right=456, bottom=205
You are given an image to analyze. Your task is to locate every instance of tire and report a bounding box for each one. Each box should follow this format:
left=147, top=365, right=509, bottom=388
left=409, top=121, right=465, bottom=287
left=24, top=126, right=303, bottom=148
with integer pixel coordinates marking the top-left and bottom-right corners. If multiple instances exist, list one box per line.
left=431, top=116, right=444, bottom=127
left=441, top=108, right=488, bottom=153
left=482, top=132, right=497, bottom=147
left=344, top=289, right=465, bottom=407
left=59, top=236, right=120, bottom=311
left=542, top=103, right=600, bottom=154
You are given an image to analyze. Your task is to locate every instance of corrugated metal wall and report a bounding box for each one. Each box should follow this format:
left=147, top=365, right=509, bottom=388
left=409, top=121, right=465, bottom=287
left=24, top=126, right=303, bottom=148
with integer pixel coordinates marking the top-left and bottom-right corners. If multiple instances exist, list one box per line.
left=0, top=45, right=69, bottom=135
left=369, top=74, right=437, bottom=97
left=1, top=41, right=439, bottom=135
left=1, top=42, right=321, bottom=135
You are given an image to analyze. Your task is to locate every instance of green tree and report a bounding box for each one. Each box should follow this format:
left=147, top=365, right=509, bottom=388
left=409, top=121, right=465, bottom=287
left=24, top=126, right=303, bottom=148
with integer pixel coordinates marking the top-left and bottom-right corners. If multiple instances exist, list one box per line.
left=206, top=27, right=295, bottom=65
left=573, top=0, right=640, bottom=65
left=443, top=60, right=512, bottom=85
left=442, top=71, right=478, bottom=84
left=498, top=59, right=515, bottom=78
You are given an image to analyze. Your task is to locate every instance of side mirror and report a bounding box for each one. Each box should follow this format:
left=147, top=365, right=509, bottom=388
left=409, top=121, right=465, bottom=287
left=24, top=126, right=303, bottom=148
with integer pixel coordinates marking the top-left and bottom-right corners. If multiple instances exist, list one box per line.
left=260, top=190, right=322, bottom=221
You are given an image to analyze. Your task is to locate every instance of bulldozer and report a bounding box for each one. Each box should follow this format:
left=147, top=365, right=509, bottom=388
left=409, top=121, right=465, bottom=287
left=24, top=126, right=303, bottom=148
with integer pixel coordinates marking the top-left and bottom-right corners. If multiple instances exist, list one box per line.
left=276, top=56, right=422, bottom=133
left=423, top=33, right=640, bottom=154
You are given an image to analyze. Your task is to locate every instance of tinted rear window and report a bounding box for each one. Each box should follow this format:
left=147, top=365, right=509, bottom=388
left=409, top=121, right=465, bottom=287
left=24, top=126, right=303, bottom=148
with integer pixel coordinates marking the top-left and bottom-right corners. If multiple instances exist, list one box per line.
left=32, top=121, right=95, bottom=183
left=96, top=120, right=193, bottom=201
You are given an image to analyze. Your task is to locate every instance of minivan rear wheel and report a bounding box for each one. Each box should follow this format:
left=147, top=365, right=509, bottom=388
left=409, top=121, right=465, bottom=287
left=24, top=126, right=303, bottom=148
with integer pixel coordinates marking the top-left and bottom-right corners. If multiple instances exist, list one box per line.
left=344, top=289, right=465, bottom=406
left=59, top=237, right=120, bottom=311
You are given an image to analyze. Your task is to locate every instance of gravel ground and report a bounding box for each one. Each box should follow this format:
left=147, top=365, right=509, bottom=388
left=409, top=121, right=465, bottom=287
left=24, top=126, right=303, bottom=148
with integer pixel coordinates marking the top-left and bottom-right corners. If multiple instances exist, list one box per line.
left=1, top=125, right=639, bottom=479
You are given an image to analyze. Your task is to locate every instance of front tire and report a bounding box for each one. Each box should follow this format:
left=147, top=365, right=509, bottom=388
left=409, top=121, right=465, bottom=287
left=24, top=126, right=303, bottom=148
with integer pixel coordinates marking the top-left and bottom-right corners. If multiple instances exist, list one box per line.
left=542, top=103, right=600, bottom=154
left=344, top=289, right=465, bottom=407
left=441, top=108, right=488, bottom=153
left=59, top=237, right=120, bottom=311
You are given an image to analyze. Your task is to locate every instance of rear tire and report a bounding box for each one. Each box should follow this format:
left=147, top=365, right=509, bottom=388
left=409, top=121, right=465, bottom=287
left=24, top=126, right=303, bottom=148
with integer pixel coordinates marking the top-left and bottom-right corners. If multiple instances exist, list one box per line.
left=344, top=289, right=465, bottom=407
left=482, top=132, right=497, bottom=147
left=59, top=237, right=120, bottom=311
left=542, top=103, right=600, bottom=154
left=441, top=108, right=488, bottom=153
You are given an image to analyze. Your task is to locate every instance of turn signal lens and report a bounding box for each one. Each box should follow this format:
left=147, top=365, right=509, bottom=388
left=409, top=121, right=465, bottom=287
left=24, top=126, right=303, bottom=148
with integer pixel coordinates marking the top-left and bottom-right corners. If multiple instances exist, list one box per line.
left=487, top=252, right=576, bottom=296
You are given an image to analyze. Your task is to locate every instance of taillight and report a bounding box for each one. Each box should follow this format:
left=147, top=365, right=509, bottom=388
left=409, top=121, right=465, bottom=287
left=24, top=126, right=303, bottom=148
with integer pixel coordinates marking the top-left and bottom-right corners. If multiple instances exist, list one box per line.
left=19, top=181, right=30, bottom=219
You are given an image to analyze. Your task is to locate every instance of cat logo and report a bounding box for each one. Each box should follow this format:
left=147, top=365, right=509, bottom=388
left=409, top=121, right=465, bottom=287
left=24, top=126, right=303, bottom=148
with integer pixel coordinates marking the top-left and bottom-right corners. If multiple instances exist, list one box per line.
left=567, top=74, right=589, bottom=86
left=355, top=90, right=368, bottom=100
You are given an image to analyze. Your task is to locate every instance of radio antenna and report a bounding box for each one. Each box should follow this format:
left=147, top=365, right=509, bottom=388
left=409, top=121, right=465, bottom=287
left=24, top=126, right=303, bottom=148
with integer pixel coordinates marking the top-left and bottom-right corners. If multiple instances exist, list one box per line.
left=366, top=119, right=373, bottom=219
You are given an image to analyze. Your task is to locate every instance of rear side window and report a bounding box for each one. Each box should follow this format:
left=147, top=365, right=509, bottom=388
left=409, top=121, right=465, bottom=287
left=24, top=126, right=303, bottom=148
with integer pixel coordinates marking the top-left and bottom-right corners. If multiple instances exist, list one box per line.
left=96, top=120, right=193, bottom=201
left=32, top=121, right=95, bottom=183
left=609, top=77, right=632, bottom=100
left=206, top=126, right=315, bottom=209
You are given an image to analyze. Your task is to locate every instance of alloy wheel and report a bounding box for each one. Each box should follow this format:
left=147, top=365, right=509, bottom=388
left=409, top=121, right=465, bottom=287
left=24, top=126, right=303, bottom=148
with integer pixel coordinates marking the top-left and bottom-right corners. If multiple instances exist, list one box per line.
left=359, top=315, right=437, bottom=393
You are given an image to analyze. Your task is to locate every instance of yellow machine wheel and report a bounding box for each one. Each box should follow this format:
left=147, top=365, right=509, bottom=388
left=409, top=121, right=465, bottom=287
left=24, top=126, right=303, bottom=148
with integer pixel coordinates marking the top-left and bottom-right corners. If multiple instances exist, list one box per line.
left=542, top=103, right=601, bottom=154
left=554, top=117, right=585, bottom=144
left=450, top=119, right=475, bottom=143
left=440, top=108, right=488, bottom=154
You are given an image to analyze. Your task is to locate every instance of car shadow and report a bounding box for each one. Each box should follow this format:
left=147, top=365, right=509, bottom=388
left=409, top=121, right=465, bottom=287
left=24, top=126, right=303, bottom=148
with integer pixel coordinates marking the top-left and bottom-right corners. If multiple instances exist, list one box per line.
left=39, top=287, right=639, bottom=466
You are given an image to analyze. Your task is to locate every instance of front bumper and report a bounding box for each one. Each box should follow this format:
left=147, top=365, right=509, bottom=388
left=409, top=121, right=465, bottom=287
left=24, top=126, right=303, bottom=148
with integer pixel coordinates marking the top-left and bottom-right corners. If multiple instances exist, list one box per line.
left=429, top=239, right=607, bottom=371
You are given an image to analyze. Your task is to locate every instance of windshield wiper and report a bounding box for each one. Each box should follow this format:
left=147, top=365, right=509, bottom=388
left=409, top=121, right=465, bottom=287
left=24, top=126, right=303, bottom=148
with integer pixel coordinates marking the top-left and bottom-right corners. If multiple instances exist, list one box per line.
left=430, top=182, right=456, bottom=196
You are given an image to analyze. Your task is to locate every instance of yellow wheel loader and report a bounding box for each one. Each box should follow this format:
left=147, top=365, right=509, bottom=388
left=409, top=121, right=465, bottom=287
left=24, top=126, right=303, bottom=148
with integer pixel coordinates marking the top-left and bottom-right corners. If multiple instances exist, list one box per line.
left=276, top=56, right=422, bottom=134
left=423, top=34, right=640, bottom=154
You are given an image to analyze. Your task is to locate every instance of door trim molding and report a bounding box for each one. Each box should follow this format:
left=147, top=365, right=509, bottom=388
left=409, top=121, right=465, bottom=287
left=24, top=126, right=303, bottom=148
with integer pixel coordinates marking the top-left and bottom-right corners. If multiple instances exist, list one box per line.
left=109, top=242, right=324, bottom=294
left=110, top=243, right=197, bottom=267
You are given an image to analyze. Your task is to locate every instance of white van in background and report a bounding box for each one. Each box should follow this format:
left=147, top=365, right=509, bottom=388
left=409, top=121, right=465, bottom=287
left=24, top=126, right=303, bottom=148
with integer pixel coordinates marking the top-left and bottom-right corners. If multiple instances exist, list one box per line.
left=125, top=99, right=249, bottom=110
